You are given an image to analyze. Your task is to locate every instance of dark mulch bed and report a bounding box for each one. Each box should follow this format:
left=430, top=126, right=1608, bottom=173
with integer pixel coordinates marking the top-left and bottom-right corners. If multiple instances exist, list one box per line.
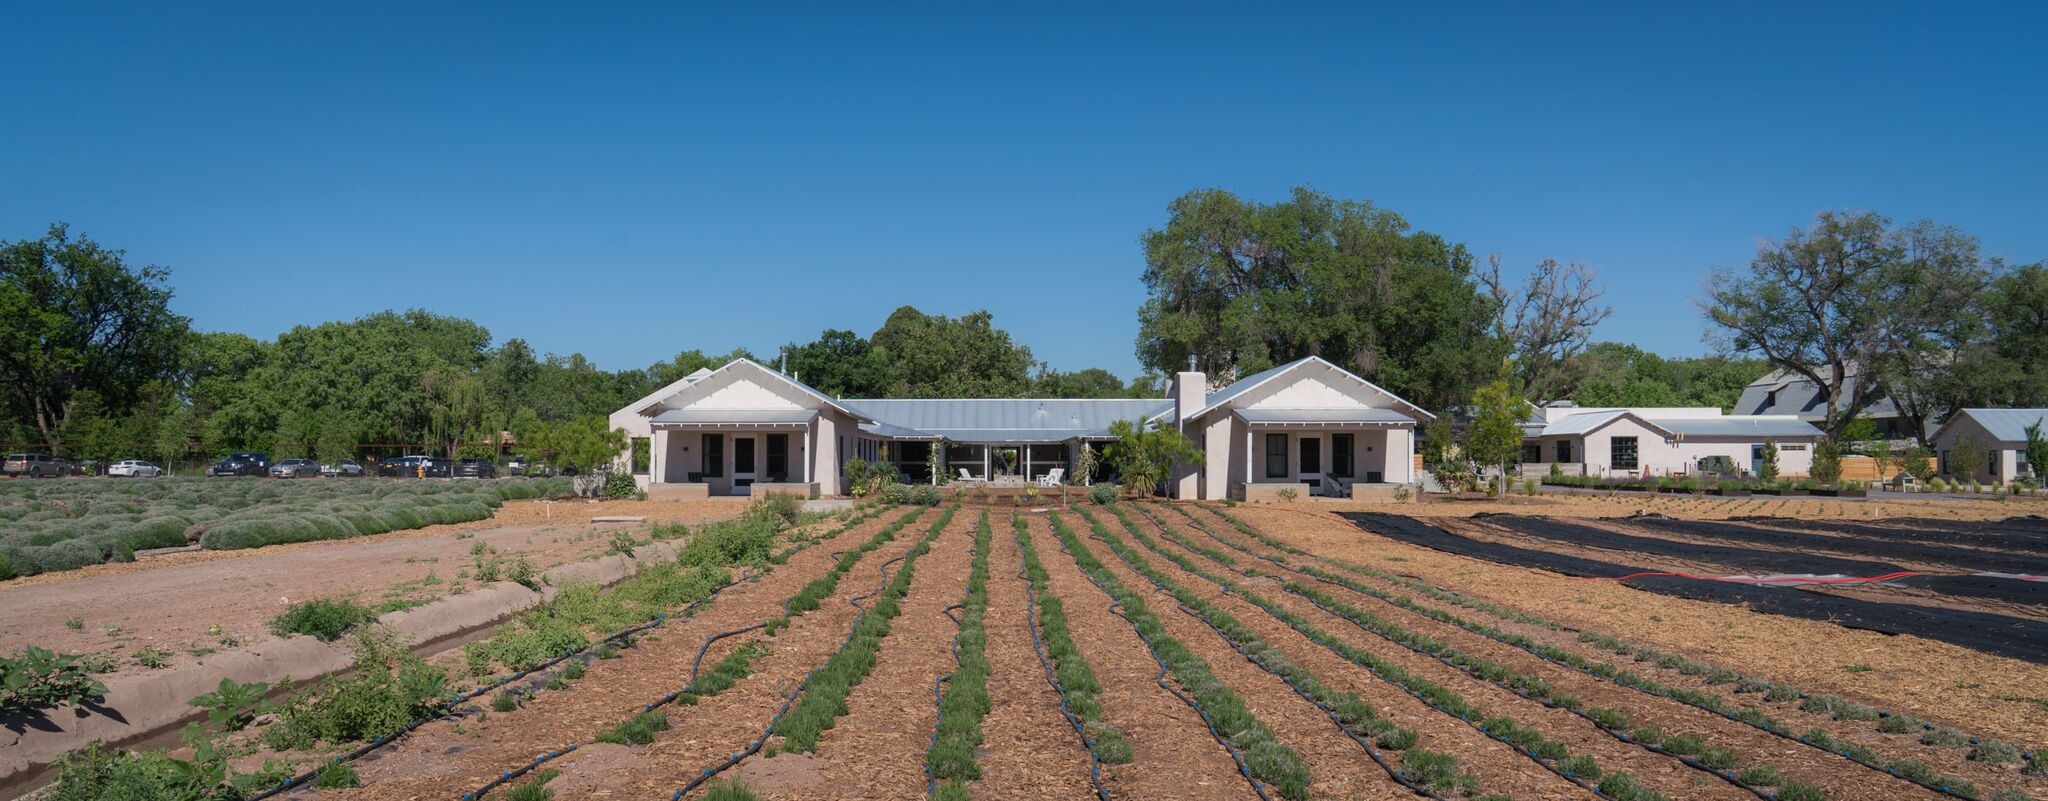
left=1339, top=512, right=2048, bottom=665
left=1624, top=516, right=2048, bottom=576
left=1742, top=516, right=2048, bottom=551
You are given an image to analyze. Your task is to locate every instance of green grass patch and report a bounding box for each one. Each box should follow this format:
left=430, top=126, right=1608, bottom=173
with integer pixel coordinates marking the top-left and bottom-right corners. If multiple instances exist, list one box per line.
left=927, top=511, right=993, bottom=785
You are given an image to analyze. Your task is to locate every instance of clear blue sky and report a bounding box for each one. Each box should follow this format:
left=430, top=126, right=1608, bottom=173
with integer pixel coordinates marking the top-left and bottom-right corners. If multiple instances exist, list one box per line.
left=5, top=2, right=2043, bottom=380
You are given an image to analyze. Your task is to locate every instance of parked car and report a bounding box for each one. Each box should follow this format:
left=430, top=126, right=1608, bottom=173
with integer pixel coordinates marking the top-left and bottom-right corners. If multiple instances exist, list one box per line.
left=454, top=458, right=497, bottom=478
left=269, top=458, right=321, bottom=479
left=321, top=460, right=365, bottom=477
left=106, top=459, right=163, bottom=478
left=205, top=452, right=271, bottom=477
left=3, top=453, right=82, bottom=477
left=379, top=455, right=446, bottom=477
left=506, top=454, right=534, bottom=476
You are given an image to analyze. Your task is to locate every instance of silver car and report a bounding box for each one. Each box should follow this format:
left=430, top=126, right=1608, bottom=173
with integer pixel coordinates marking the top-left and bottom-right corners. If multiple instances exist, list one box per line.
left=106, top=459, right=162, bottom=478
left=269, top=458, right=321, bottom=479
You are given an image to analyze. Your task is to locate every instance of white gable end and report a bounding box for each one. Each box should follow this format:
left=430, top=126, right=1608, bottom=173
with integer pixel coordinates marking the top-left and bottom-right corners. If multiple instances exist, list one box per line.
left=688, top=376, right=808, bottom=411
left=1244, top=375, right=1371, bottom=409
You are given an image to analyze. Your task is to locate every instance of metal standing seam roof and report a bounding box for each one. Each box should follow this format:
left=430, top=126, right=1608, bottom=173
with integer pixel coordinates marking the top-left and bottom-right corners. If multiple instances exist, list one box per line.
left=1235, top=408, right=1418, bottom=425
left=649, top=409, right=818, bottom=426
left=1534, top=411, right=1822, bottom=439
left=839, top=398, right=1172, bottom=442
left=1648, top=417, right=1824, bottom=438
left=1940, top=409, right=2048, bottom=443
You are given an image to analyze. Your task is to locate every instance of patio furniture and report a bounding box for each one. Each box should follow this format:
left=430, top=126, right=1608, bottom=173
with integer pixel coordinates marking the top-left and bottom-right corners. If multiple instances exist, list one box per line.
left=958, top=468, right=984, bottom=483
left=1324, top=475, right=1351, bottom=498
left=1036, top=468, right=1065, bottom=488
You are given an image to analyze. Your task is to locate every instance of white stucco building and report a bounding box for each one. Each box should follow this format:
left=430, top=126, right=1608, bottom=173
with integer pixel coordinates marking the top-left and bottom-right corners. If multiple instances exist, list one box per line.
left=1520, top=402, right=1823, bottom=478
left=1930, top=408, right=2048, bottom=485
left=609, top=356, right=1430, bottom=500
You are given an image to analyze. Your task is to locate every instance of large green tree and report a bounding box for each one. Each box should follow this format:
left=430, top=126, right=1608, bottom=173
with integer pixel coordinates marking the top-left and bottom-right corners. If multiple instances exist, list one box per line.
left=1705, top=211, right=1993, bottom=437
left=1135, top=187, right=1504, bottom=411
left=0, top=223, right=190, bottom=451
left=869, top=306, right=1037, bottom=398
left=1569, top=343, right=1765, bottom=411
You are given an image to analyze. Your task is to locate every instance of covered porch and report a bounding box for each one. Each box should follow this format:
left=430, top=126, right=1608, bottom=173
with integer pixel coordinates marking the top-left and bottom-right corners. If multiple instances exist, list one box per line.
left=649, top=410, right=821, bottom=498
left=1230, top=409, right=1416, bottom=500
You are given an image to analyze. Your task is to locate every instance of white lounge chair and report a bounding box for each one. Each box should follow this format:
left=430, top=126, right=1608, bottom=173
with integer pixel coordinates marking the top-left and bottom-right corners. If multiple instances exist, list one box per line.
left=958, top=468, right=984, bottom=483
left=1037, top=468, right=1066, bottom=488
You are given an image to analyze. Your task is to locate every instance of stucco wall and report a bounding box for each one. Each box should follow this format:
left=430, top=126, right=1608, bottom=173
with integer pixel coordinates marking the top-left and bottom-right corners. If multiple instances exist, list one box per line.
left=1933, top=415, right=2024, bottom=484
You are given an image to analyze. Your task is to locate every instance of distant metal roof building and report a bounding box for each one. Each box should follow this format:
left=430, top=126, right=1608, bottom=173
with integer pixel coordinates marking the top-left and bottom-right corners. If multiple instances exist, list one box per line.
left=1649, top=417, right=1824, bottom=438
left=1935, top=409, right=2048, bottom=444
left=840, top=398, right=1172, bottom=443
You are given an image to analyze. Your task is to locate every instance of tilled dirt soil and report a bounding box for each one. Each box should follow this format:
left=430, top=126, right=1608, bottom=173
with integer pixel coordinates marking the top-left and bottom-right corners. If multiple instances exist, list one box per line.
left=0, top=498, right=750, bottom=679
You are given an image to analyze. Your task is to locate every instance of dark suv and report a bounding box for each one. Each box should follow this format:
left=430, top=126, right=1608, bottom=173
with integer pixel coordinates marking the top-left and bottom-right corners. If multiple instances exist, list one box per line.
left=3, top=454, right=80, bottom=478
left=205, top=452, right=271, bottom=477
left=454, top=458, right=497, bottom=478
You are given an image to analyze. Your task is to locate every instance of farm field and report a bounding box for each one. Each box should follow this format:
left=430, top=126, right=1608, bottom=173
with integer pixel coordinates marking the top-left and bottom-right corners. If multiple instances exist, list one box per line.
left=6, top=493, right=2048, bottom=801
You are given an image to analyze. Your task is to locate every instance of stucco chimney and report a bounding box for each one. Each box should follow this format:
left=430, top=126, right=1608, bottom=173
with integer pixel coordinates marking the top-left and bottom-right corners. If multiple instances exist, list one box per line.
left=1174, top=369, right=1206, bottom=430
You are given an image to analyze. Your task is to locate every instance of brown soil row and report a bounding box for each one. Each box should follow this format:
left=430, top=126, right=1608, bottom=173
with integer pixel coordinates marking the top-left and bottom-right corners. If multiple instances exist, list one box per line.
left=622, top=513, right=945, bottom=798
left=1212, top=508, right=2048, bottom=801
left=1151, top=505, right=1949, bottom=801
left=1023, top=514, right=1264, bottom=801
left=765, top=510, right=980, bottom=801
left=1063, top=509, right=1416, bottom=801
left=319, top=508, right=921, bottom=799
left=1236, top=503, right=2048, bottom=747
left=970, top=513, right=1095, bottom=800
left=1095, top=507, right=1662, bottom=801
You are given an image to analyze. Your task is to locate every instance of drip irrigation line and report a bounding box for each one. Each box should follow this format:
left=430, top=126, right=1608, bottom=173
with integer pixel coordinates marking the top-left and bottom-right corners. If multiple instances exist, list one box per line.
left=1102, top=508, right=1589, bottom=801
left=1057, top=518, right=1277, bottom=801
left=255, top=505, right=890, bottom=801
left=1125, top=506, right=1766, bottom=800
left=670, top=508, right=952, bottom=799
left=1014, top=523, right=1114, bottom=801
left=1184, top=505, right=1996, bottom=801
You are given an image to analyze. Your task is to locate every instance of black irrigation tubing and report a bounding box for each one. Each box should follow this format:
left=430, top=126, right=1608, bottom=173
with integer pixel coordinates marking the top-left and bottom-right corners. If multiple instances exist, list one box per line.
left=1125, top=508, right=1771, bottom=801
left=1052, top=519, right=1277, bottom=801
left=1013, top=522, right=1115, bottom=801
left=1193, top=506, right=1999, bottom=801
left=670, top=508, right=952, bottom=799
left=456, top=508, right=908, bottom=800
left=1095, top=509, right=1595, bottom=801
left=255, top=506, right=884, bottom=801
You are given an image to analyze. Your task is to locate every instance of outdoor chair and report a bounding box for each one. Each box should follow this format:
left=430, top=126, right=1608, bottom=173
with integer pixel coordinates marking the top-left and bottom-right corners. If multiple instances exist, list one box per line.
left=1037, top=468, right=1065, bottom=487
left=958, top=468, right=984, bottom=483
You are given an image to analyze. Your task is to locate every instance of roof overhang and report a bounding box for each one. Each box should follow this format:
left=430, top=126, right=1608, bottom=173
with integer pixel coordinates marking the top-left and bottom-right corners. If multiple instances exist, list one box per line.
left=1235, top=408, right=1417, bottom=427
left=650, top=409, right=818, bottom=428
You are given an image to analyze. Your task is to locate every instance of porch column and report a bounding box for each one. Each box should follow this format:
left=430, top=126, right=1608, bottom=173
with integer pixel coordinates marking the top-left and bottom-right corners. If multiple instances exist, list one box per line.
left=1025, top=446, right=1032, bottom=481
left=651, top=429, right=669, bottom=483
left=1245, top=428, right=1253, bottom=484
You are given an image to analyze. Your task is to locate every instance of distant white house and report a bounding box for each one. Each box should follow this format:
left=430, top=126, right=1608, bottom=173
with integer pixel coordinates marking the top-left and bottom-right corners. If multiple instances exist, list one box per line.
left=1520, top=402, right=1824, bottom=478
left=609, top=355, right=1431, bottom=500
left=1930, top=409, right=2048, bottom=485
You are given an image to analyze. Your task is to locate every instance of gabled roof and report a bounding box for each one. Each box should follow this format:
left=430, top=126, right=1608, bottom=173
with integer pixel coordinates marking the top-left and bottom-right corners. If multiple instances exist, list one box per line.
left=1160, top=356, right=1434, bottom=424
left=1934, top=409, right=2048, bottom=444
left=1530, top=410, right=1822, bottom=439
left=638, top=359, right=873, bottom=422
left=621, top=367, right=714, bottom=417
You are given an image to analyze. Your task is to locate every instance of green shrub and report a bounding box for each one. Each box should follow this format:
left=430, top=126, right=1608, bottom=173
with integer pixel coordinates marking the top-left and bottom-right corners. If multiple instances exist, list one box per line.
left=1400, top=749, right=1471, bottom=792
left=505, top=768, right=559, bottom=801
left=313, top=761, right=360, bottom=788
left=1596, top=772, right=1667, bottom=801
left=604, top=470, right=638, bottom=499
left=269, top=598, right=374, bottom=641
left=492, top=691, right=520, bottom=713
left=1970, top=739, right=2023, bottom=764
left=1777, top=781, right=1825, bottom=801
left=1661, top=733, right=1705, bottom=755
left=1877, top=713, right=1922, bottom=733
left=0, top=646, right=110, bottom=712
left=1698, top=747, right=1737, bottom=770
left=1921, top=727, right=1969, bottom=747
left=908, top=484, right=942, bottom=506
left=1558, top=754, right=1602, bottom=779
left=678, top=514, right=779, bottom=567
left=47, top=742, right=238, bottom=801
left=701, top=780, right=762, bottom=801
left=594, top=710, right=669, bottom=745
left=1089, top=484, right=1118, bottom=505
left=1737, top=765, right=1781, bottom=786
left=266, top=632, right=449, bottom=749
left=1586, top=706, right=1631, bottom=730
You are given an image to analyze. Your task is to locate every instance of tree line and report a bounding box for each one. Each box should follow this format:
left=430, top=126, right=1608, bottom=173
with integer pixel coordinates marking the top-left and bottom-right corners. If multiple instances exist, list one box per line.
left=0, top=226, right=1155, bottom=463
left=8, top=193, right=2039, bottom=466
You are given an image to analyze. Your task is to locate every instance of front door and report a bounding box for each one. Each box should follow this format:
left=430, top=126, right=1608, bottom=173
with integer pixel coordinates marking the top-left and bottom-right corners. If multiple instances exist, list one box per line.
left=1298, top=436, right=1323, bottom=492
left=733, top=436, right=757, bottom=492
